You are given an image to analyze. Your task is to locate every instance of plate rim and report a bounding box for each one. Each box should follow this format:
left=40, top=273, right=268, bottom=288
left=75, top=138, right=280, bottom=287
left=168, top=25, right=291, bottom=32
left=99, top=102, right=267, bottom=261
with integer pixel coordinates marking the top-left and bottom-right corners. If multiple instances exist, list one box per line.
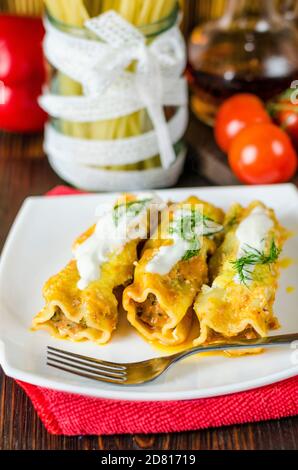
left=0, top=183, right=297, bottom=401
left=0, top=346, right=297, bottom=401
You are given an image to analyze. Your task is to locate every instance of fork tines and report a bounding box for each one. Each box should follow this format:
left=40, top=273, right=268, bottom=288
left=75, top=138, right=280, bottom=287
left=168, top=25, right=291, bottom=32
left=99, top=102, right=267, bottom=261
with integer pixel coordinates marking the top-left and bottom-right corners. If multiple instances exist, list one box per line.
left=47, top=346, right=127, bottom=384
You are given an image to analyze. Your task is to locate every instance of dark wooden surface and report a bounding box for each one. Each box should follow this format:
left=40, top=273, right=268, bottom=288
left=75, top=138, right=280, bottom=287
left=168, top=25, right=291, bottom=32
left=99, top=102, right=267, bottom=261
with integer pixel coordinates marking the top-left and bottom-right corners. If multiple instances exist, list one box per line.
left=0, top=118, right=297, bottom=450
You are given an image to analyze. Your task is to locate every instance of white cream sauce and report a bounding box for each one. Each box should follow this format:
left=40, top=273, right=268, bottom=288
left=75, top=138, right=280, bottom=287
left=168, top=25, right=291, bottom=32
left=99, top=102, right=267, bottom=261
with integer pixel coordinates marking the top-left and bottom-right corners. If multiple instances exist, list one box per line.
left=74, top=194, right=165, bottom=290
left=234, top=206, right=274, bottom=284
left=146, top=208, right=222, bottom=276
left=145, top=238, right=189, bottom=277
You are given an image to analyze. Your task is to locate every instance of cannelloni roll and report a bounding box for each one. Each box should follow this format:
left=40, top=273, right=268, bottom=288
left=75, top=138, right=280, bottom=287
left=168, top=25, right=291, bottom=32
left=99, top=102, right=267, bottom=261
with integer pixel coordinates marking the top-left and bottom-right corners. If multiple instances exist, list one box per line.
left=32, top=193, right=164, bottom=345
left=123, top=197, right=225, bottom=346
left=193, top=201, right=287, bottom=346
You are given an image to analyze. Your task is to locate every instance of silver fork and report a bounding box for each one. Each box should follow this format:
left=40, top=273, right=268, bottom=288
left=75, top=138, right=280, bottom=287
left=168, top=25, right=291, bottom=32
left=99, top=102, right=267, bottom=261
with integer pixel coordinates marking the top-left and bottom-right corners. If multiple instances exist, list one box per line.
left=47, top=333, right=298, bottom=385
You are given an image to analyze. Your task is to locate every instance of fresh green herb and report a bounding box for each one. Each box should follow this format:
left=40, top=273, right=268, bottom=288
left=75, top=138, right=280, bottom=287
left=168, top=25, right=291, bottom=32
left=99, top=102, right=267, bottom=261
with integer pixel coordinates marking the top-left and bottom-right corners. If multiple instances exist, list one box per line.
left=182, top=248, right=200, bottom=262
left=113, top=198, right=152, bottom=226
left=169, top=209, right=222, bottom=240
left=226, top=215, right=239, bottom=229
left=232, top=239, right=281, bottom=286
left=169, top=209, right=223, bottom=262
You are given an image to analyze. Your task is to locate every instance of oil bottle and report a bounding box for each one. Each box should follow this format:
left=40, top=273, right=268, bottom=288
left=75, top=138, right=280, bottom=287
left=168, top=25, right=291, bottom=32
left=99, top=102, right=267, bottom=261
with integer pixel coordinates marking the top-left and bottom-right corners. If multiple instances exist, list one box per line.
left=188, top=0, right=298, bottom=126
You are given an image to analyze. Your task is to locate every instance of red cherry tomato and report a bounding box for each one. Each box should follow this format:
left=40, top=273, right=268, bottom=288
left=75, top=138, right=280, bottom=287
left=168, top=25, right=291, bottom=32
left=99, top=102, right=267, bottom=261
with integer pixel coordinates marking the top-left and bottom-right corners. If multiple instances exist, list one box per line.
left=0, top=81, right=48, bottom=132
left=215, top=94, right=271, bottom=153
left=228, top=123, right=297, bottom=185
left=0, top=15, right=45, bottom=85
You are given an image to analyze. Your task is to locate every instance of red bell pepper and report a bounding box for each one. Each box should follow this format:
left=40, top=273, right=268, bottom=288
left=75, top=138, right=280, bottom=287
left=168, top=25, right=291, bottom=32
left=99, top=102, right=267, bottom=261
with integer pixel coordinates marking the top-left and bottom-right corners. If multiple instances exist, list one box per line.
left=0, top=80, right=47, bottom=133
left=0, top=15, right=48, bottom=133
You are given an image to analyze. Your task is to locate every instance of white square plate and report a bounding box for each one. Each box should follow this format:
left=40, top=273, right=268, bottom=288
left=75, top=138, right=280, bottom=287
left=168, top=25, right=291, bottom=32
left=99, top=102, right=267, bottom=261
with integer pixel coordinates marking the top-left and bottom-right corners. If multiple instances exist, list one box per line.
left=0, top=184, right=297, bottom=401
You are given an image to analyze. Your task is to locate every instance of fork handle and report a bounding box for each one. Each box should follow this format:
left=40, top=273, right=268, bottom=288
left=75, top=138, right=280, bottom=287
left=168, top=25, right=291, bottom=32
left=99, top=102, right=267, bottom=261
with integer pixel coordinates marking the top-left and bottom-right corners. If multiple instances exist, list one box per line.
left=172, top=333, right=298, bottom=363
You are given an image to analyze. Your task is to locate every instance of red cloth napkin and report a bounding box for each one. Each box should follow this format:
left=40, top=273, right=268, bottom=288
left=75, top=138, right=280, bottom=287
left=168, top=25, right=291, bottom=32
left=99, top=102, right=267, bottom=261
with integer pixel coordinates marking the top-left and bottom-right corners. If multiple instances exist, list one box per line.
left=16, top=186, right=298, bottom=436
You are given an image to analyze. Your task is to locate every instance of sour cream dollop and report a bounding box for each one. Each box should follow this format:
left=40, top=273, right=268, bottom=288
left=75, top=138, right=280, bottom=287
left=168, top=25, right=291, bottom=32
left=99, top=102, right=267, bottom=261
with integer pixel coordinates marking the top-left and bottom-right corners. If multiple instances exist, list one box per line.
left=74, top=194, right=165, bottom=290
left=146, top=208, right=223, bottom=276
left=234, top=206, right=274, bottom=284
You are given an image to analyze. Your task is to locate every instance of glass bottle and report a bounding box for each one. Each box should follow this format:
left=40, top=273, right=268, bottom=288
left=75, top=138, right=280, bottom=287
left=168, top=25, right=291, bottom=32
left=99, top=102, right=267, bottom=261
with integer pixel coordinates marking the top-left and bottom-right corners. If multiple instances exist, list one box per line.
left=188, top=0, right=298, bottom=126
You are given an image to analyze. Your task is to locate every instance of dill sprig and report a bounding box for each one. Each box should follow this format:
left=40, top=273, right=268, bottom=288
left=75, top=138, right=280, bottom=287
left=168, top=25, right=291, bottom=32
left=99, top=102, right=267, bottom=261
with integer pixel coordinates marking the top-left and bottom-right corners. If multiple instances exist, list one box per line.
left=113, top=198, right=151, bottom=226
left=182, top=248, right=200, bottom=262
left=232, top=239, right=281, bottom=286
left=226, top=215, right=239, bottom=230
left=169, top=208, right=223, bottom=262
left=169, top=209, right=222, bottom=239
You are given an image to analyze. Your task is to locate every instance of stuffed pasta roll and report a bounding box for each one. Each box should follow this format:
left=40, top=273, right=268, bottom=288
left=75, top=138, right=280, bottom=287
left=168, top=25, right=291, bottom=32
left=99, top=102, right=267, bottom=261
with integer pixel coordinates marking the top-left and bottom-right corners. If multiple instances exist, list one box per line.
left=193, top=201, right=287, bottom=346
left=32, top=193, right=164, bottom=345
left=123, top=197, right=225, bottom=345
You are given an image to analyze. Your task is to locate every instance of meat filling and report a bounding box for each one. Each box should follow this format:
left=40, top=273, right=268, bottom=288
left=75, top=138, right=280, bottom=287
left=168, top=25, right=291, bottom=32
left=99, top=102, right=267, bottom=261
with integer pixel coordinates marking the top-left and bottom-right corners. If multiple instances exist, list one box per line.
left=51, top=309, right=86, bottom=336
left=136, top=294, right=169, bottom=329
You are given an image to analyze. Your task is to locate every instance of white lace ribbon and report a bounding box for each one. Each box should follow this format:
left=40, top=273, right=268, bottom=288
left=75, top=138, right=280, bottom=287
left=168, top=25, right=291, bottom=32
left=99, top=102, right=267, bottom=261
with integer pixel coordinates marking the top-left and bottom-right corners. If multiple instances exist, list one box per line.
left=41, top=10, right=188, bottom=183
left=48, top=147, right=187, bottom=192
left=40, top=75, right=187, bottom=122
left=45, top=106, right=188, bottom=166
left=43, top=13, right=186, bottom=91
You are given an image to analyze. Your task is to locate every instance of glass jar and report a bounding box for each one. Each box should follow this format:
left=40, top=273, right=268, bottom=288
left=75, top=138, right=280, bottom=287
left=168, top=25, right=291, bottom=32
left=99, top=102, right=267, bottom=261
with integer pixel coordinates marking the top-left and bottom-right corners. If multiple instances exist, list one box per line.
left=188, top=0, right=298, bottom=126
left=46, top=1, right=184, bottom=173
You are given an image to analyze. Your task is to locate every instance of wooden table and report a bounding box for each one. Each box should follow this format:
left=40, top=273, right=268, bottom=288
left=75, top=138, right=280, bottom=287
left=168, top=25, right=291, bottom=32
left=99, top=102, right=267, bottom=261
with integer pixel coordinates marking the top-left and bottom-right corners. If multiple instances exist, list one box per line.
left=0, top=118, right=297, bottom=450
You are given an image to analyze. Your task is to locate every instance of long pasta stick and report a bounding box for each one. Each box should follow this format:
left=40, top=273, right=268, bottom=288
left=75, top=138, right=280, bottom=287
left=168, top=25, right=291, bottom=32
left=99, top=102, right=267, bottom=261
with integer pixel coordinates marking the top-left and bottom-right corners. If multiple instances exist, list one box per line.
left=76, top=0, right=90, bottom=23
left=45, top=0, right=88, bottom=26
left=57, top=73, right=83, bottom=137
left=102, top=0, right=114, bottom=12
left=150, top=0, right=169, bottom=23
left=149, top=0, right=175, bottom=24
left=62, top=0, right=89, bottom=26
left=148, top=0, right=163, bottom=25
left=159, top=0, right=176, bottom=20
left=48, top=0, right=90, bottom=138
left=60, top=0, right=76, bottom=24
left=45, top=0, right=66, bottom=21
left=121, top=0, right=139, bottom=24
left=9, top=0, right=43, bottom=16
left=138, top=0, right=155, bottom=25
left=90, top=0, right=143, bottom=167
left=84, top=0, right=102, bottom=17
